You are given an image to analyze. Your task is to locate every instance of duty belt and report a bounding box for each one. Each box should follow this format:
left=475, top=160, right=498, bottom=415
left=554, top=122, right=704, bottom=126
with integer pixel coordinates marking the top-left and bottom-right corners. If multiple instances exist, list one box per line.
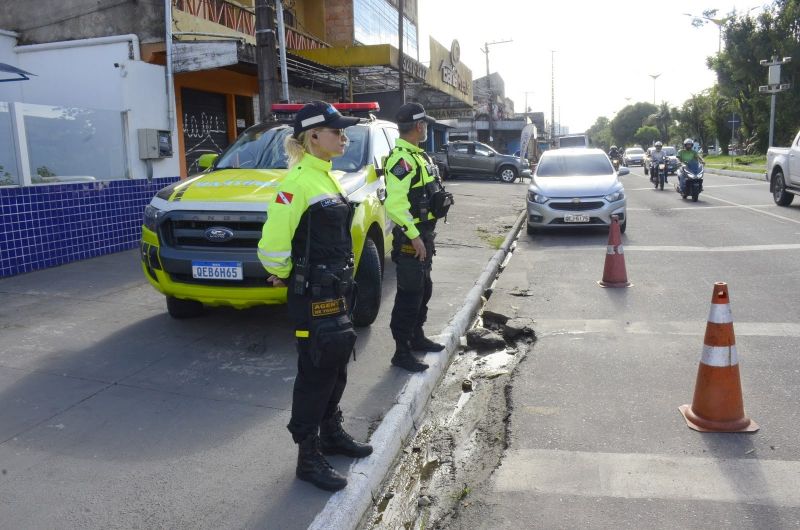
left=309, top=264, right=353, bottom=298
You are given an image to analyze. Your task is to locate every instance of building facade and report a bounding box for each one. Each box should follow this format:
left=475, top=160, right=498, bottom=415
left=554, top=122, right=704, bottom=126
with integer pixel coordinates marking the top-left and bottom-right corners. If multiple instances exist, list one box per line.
left=0, top=0, right=474, bottom=277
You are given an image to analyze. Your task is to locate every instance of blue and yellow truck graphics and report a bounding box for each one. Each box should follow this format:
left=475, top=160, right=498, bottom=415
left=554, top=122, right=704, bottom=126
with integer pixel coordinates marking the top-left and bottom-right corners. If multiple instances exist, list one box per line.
left=141, top=106, right=393, bottom=326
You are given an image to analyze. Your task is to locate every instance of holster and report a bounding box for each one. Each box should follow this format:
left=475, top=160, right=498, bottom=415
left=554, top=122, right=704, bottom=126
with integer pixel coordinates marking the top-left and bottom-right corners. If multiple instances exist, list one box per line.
left=306, top=263, right=357, bottom=369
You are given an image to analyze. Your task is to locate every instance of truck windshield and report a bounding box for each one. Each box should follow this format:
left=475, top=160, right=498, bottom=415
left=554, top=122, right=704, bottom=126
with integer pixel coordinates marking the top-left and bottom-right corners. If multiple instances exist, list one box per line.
left=215, top=124, right=368, bottom=171
left=536, top=153, right=613, bottom=176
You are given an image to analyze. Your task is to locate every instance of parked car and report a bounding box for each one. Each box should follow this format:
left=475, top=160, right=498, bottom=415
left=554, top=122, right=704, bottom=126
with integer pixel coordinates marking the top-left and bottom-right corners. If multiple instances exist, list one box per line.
left=643, top=145, right=679, bottom=175
left=623, top=147, right=645, bottom=167
left=432, top=141, right=531, bottom=183
left=141, top=103, right=392, bottom=325
left=526, top=148, right=629, bottom=234
left=767, top=128, right=800, bottom=206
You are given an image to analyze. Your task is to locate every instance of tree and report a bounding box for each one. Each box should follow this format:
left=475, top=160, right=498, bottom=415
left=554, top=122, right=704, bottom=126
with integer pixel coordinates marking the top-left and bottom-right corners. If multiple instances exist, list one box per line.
left=611, top=102, right=658, bottom=147
left=586, top=116, right=613, bottom=151
left=676, top=93, right=713, bottom=154
left=634, top=126, right=660, bottom=147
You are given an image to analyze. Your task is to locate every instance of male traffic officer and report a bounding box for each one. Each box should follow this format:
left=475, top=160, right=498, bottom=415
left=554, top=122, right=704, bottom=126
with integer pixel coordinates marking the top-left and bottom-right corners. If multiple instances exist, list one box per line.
left=384, top=102, right=448, bottom=372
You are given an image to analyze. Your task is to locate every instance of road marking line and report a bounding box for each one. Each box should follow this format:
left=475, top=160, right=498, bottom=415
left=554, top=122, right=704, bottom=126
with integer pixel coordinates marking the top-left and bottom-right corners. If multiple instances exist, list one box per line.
left=537, top=243, right=800, bottom=252
left=495, top=449, right=800, bottom=507
left=704, top=193, right=800, bottom=225
left=535, top=319, right=800, bottom=337
left=626, top=205, right=773, bottom=211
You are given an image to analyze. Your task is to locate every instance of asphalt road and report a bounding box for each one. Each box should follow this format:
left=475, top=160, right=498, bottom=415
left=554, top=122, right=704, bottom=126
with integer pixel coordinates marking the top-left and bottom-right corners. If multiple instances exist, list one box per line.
left=450, top=167, right=800, bottom=528
left=0, top=178, right=525, bottom=529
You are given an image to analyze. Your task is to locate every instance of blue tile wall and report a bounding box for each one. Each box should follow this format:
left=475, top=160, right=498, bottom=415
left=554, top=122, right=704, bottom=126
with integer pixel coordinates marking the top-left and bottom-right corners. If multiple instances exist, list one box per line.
left=0, top=177, right=179, bottom=278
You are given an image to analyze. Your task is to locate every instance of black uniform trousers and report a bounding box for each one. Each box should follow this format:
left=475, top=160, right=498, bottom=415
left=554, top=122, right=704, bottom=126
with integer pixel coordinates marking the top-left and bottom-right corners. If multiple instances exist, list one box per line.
left=286, top=281, right=350, bottom=443
left=390, top=222, right=436, bottom=343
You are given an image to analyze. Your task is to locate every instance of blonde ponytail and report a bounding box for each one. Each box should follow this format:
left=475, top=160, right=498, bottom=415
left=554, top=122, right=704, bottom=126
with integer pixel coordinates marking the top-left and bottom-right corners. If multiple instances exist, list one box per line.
left=285, top=131, right=311, bottom=168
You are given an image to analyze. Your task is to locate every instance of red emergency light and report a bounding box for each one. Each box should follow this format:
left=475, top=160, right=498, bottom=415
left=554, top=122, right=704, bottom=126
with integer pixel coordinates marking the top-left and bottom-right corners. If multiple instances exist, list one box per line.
left=271, top=102, right=380, bottom=113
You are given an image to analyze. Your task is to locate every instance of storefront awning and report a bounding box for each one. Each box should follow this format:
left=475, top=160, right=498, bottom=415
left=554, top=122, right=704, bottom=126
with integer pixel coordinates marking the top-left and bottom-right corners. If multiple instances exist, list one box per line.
left=0, top=62, right=35, bottom=82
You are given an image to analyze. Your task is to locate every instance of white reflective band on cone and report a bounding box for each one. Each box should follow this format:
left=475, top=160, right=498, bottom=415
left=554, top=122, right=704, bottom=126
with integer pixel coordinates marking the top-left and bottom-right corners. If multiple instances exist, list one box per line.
left=707, top=303, right=733, bottom=324
left=606, top=245, right=623, bottom=255
left=700, top=344, right=739, bottom=367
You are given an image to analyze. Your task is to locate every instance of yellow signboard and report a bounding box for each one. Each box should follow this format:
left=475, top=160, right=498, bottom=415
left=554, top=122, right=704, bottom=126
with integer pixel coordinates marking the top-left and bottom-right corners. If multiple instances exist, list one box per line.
left=426, top=37, right=472, bottom=105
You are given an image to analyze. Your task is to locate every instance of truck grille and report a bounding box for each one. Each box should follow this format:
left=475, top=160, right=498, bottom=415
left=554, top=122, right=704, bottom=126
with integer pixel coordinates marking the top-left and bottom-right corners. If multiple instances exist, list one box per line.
left=549, top=201, right=604, bottom=211
left=160, top=211, right=267, bottom=249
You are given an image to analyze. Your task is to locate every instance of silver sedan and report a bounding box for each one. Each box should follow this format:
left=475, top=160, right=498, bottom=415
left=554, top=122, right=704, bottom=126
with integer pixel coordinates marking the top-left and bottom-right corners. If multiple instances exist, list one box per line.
left=526, top=148, right=628, bottom=234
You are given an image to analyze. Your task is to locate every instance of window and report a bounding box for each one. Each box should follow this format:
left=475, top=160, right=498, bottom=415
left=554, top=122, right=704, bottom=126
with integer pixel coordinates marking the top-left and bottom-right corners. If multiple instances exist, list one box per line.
left=453, top=144, right=470, bottom=154
left=536, top=153, right=613, bottom=177
left=372, top=126, right=393, bottom=168
left=474, top=145, right=493, bottom=157
left=0, top=103, right=17, bottom=186
left=353, top=0, right=418, bottom=57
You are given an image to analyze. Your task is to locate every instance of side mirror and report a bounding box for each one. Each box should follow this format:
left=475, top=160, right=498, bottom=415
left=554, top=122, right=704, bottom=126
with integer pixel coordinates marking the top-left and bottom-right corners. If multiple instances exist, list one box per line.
left=488, top=152, right=495, bottom=157
left=198, top=153, right=218, bottom=170
left=617, top=167, right=630, bottom=176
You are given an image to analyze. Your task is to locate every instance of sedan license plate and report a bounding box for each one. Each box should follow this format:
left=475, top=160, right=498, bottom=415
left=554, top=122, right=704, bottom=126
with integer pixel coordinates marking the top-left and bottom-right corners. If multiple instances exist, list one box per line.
left=191, top=261, right=243, bottom=280
left=564, top=214, right=590, bottom=223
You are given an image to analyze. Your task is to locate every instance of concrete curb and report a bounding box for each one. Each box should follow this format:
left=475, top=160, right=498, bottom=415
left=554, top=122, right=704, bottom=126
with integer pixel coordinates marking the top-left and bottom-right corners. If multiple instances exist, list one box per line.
left=308, top=210, right=528, bottom=530
left=705, top=167, right=767, bottom=181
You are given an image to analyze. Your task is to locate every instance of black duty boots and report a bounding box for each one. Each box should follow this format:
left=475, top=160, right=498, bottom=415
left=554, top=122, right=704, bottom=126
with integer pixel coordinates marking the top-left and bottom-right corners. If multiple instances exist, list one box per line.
left=410, top=328, right=445, bottom=352
left=296, top=435, right=347, bottom=492
left=391, top=340, right=429, bottom=372
left=319, top=411, right=373, bottom=458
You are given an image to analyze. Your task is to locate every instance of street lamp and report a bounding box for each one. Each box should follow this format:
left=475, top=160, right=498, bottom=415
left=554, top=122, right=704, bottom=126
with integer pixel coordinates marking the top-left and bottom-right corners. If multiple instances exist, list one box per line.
left=649, top=73, right=661, bottom=105
left=684, top=8, right=757, bottom=54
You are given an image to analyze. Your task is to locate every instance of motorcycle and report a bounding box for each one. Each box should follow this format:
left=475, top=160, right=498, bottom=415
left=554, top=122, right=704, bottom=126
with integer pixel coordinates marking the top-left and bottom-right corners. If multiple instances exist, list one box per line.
left=649, top=160, right=667, bottom=190
left=677, top=163, right=704, bottom=202
left=611, top=157, right=621, bottom=171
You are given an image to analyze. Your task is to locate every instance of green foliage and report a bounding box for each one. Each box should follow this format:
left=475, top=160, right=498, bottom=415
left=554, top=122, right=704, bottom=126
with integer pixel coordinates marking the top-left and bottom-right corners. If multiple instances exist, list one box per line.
left=611, top=102, right=658, bottom=147
left=634, top=126, right=660, bottom=147
left=36, top=166, right=56, bottom=178
left=586, top=116, right=613, bottom=151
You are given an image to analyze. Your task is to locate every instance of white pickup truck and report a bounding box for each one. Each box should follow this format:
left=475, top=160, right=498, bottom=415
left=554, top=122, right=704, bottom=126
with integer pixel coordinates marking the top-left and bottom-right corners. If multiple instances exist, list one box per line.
left=767, top=129, right=800, bottom=206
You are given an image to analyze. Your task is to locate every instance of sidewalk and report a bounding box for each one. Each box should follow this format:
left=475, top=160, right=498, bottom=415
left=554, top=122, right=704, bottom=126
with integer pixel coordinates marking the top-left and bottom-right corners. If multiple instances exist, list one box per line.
left=0, top=180, right=527, bottom=529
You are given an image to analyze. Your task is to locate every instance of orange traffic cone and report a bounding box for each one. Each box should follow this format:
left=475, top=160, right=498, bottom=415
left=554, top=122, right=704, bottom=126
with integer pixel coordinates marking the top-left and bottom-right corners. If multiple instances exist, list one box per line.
left=679, top=282, right=758, bottom=433
left=597, top=215, right=631, bottom=288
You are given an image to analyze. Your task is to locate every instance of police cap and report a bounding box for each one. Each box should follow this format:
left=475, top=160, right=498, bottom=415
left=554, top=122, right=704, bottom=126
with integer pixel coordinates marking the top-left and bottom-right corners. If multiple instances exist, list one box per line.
left=395, top=102, right=437, bottom=125
left=293, top=101, right=360, bottom=138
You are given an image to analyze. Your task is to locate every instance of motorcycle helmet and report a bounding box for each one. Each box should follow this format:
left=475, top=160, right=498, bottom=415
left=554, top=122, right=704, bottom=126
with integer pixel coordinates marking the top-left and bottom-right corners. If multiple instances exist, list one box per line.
left=683, top=138, right=694, bottom=148
left=654, top=141, right=663, bottom=150
left=610, top=145, right=617, bottom=150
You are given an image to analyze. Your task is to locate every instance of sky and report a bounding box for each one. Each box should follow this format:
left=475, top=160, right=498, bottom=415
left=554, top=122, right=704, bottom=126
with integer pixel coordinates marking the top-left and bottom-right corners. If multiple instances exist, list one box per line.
left=416, top=0, right=766, bottom=132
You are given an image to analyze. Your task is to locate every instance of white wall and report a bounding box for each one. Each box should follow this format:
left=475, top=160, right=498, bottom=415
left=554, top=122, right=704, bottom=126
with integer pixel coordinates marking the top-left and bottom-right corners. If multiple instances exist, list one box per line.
left=0, top=30, right=24, bottom=102
left=0, top=33, right=179, bottom=180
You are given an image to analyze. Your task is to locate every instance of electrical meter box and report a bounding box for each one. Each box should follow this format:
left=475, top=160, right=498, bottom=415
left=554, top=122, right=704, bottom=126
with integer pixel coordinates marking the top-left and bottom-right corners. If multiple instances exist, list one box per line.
left=138, top=129, right=173, bottom=159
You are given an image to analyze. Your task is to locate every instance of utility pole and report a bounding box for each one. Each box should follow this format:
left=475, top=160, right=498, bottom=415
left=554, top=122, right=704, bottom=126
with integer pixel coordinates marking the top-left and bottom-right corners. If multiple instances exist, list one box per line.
left=759, top=55, right=792, bottom=147
left=256, top=0, right=278, bottom=122
left=550, top=50, right=556, bottom=142
left=481, top=39, right=511, bottom=147
left=398, top=0, right=405, bottom=104
left=276, top=0, right=289, bottom=102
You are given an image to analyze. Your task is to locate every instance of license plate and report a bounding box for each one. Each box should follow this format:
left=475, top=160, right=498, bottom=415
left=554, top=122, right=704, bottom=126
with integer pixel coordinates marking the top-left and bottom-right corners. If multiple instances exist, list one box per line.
left=191, top=261, right=243, bottom=280
left=564, top=215, right=590, bottom=223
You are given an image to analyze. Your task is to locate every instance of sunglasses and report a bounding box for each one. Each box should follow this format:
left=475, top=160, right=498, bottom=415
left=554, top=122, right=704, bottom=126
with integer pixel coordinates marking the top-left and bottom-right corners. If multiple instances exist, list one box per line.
left=318, top=128, right=348, bottom=138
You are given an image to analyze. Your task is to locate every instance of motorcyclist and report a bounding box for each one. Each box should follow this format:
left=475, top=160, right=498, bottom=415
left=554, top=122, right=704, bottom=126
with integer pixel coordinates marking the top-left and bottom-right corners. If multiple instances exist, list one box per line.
left=677, top=138, right=704, bottom=193
left=608, top=145, right=623, bottom=167
left=649, top=141, right=668, bottom=183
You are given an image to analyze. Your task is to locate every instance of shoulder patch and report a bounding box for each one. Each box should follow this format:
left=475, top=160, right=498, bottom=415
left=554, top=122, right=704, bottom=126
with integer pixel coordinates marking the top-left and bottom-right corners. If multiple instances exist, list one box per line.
left=390, top=157, right=413, bottom=179
left=275, top=191, right=293, bottom=204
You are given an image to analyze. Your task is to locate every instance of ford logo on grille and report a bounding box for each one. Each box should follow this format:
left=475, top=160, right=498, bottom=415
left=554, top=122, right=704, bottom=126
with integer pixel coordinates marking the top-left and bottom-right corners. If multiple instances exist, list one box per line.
left=204, top=226, right=235, bottom=242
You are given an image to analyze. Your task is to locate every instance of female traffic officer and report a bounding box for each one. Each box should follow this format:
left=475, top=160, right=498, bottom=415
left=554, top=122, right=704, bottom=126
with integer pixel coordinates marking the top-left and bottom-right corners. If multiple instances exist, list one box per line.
left=257, top=101, right=372, bottom=492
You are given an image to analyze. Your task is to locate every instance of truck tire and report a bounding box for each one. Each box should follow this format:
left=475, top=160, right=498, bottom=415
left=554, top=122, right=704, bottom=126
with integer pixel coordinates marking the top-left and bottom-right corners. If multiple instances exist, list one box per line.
left=498, top=166, right=518, bottom=183
left=772, top=170, right=794, bottom=206
left=166, top=296, right=204, bottom=319
left=351, top=237, right=382, bottom=327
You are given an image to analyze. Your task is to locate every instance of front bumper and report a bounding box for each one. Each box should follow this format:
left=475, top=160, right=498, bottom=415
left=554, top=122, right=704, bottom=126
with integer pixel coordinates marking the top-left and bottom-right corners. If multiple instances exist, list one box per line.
left=141, top=226, right=286, bottom=309
left=526, top=198, right=627, bottom=228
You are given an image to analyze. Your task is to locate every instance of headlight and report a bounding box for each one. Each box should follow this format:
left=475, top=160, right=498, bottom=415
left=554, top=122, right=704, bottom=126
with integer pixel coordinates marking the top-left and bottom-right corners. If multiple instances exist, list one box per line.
left=604, top=191, right=625, bottom=202
left=527, top=190, right=549, bottom=204
left=143, top=204, right=165, bottom=232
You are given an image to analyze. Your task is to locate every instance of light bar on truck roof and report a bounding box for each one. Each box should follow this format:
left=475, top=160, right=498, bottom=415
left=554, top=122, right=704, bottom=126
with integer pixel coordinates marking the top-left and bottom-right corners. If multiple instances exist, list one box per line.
left=271, top=102, right=380, bottom=113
